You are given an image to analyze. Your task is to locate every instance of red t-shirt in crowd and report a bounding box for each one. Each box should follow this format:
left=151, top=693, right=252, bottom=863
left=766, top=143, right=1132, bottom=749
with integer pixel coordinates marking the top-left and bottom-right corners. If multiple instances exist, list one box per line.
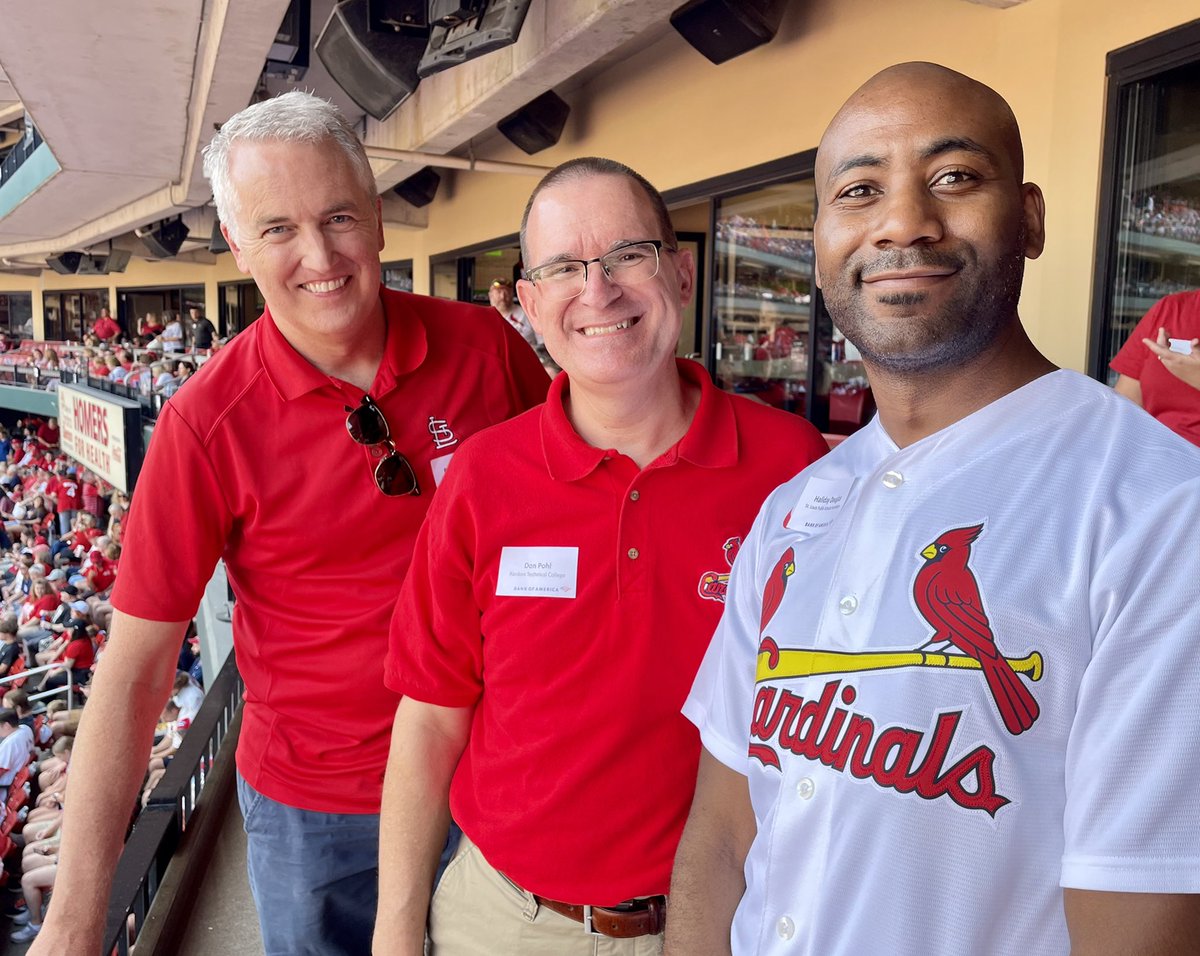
left=60, top=636, right=95, bottom=671
left=1110, top=289, right=1200, bottom=446
left=21, top=594, right=58, bottom=624
left=37, top=422, right=60, bottom=447
left=385, top=361, right=829, bottom=903
left=54, top=477, right=81, bottom=513
left=88, top=556, right=117, bottom=593
left=112, top=287, right=549, bottom=813
left=93, top=316, right=121, bottom=341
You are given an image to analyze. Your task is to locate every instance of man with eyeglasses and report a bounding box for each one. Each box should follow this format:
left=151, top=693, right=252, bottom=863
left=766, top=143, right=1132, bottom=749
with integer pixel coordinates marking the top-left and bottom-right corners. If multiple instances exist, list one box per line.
left=28, top=92, right=548, bottom=956
left=375, top=157, right=829, bottom=955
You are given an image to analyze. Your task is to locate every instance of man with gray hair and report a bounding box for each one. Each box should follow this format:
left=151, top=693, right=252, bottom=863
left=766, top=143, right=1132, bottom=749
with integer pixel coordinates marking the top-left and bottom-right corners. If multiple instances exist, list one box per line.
left=29, top=91, right=548, bottom=956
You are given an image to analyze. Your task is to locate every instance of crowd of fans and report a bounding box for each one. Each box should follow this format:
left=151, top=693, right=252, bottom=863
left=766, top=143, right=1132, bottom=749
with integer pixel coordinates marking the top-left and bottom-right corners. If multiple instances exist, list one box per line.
left=0, top=307, right=219, bottom=402
left=1127, top=192, right=1200, bottom=244
left=0, top=412, right=205, bottom=944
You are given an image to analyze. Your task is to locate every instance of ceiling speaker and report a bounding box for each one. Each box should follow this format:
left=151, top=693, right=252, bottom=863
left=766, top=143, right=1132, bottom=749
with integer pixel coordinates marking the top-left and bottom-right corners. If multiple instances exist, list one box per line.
left=392, top=167, right=441, bottom=207
left=141, top=218, right=190, bottom=258
left=669, top=0, right=789, bottom=65
left=47, top=252, right=82, bottom=275
left=316, top=0, right=427, bottom=121
left=497, top=91, right=569, bottom=155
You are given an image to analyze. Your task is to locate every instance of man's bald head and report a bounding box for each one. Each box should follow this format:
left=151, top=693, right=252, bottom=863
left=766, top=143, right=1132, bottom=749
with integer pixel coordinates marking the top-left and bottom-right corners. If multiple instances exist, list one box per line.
left=818, top=62, right=1025, bottom=190
left=811, top=62, right=1045, bottom=377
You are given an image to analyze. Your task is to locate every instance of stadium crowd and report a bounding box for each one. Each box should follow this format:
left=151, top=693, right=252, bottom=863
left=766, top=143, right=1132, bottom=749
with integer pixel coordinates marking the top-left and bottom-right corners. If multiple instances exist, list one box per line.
left=0, top=413, right=204, bottom=944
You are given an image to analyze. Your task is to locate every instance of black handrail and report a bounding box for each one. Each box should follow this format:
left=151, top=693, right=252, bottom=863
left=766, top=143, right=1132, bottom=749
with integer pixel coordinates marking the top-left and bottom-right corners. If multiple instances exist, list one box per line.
left=0, top=124, right=44, bottom=186
left=101, top=651, right=244, bottom=955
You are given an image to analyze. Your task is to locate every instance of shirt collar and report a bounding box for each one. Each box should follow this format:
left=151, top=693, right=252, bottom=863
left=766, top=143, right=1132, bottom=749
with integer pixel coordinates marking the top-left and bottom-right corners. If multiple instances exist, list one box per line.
left=541, top=358, right=738, bottom=481
left=258, top=286, right=428, bottom=401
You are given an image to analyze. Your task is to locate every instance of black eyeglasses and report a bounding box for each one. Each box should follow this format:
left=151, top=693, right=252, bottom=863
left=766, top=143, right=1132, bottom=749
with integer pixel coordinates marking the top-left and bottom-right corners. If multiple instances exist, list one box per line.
left=345, top=396, right=420, bottom=497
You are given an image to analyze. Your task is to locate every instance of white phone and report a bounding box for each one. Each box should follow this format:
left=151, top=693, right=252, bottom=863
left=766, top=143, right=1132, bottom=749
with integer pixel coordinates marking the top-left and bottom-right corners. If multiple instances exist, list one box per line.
left=1168, top=338, right=1193, bottom=356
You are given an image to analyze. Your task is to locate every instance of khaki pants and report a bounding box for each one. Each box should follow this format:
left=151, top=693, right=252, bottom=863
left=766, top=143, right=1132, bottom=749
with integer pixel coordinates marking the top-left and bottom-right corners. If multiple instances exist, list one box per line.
left=429, top=835, right=664, bottom=956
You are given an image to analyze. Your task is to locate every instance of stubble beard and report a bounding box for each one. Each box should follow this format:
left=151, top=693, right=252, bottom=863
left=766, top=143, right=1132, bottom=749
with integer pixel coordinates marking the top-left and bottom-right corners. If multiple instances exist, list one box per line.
left=825, top=235, right=1027, bottom=375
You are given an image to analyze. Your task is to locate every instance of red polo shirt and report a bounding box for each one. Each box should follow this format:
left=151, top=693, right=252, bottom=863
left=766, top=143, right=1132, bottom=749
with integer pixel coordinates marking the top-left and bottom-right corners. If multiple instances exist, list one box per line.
left=1110, top=290, right=1200, bottom=446
left=113, top=287, right=548, bottom=813
left=385, top=360, right=828, bottom=903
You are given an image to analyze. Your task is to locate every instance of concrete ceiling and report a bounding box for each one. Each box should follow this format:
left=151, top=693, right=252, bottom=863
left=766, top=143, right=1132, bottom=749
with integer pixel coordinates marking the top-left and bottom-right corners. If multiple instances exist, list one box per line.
left=0, top=0, right=684, bottom=271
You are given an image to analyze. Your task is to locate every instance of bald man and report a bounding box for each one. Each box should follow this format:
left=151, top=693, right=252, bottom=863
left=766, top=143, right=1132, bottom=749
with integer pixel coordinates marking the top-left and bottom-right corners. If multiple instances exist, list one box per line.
left=665, top=63, right=1200, bottom=956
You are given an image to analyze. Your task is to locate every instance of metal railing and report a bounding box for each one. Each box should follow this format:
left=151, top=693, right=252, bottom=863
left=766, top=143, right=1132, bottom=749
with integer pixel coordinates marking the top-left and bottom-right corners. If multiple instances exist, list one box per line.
left=101, top=651, right=243, bottom=955
left=59, top=367, right=165, bottom=421
left=0, top=658, right=81, bottom=709
left=0, top=123, right=43, bottom=187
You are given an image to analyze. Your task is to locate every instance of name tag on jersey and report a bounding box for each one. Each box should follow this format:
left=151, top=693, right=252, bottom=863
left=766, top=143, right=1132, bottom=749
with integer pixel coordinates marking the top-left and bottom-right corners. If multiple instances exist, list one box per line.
left=785, top=476, right=855, bottom=536
left=496, top=546, right=579, bottom=599
left=430, top=452, right=455, bottom=488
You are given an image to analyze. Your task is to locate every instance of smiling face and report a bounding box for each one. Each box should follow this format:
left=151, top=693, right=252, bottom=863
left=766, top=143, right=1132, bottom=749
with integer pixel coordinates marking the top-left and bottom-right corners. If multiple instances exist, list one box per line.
left=222, top=138, right=385, bottom=352
left=517, top=173, right=694, bottom=392
left=814, top=64, right=1045, bottom=375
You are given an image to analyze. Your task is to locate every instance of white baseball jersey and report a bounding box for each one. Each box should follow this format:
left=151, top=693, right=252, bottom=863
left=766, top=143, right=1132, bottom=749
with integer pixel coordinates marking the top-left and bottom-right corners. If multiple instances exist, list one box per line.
left=685, top=370, right=1200, bottom=956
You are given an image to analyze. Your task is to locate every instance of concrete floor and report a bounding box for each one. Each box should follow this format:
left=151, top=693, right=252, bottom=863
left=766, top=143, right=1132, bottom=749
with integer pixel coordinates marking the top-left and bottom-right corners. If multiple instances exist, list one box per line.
left=177, top=793, right=264, bottom=956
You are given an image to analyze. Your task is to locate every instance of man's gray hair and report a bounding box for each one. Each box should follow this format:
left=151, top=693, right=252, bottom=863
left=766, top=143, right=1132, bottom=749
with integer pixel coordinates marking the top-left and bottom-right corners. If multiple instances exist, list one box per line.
left=202, top=91, right=376, bottom=242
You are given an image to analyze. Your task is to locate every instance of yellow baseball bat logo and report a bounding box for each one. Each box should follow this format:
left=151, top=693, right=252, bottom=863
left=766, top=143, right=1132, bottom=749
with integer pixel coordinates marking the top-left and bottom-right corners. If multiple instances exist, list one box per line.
left=756, top=646, right=1044, bottom=684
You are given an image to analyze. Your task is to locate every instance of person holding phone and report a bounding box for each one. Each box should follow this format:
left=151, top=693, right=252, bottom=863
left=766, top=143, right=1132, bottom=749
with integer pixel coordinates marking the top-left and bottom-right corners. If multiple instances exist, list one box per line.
left=1112, top=288, right=1200, bottom=445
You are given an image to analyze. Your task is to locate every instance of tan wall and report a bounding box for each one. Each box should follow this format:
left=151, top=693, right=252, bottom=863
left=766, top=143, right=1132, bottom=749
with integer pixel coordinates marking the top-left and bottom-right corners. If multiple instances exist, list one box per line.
left=5, top=0, right=1199, bottom=369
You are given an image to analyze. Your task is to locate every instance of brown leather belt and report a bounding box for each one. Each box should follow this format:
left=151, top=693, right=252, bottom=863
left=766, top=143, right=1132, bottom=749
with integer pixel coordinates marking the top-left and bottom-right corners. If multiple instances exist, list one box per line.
left=534, top=895, right=666, bottom=938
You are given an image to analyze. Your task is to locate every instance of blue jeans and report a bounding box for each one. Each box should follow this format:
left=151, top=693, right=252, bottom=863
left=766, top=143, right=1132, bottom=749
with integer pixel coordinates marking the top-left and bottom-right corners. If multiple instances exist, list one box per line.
left=237, top=774, right=380, bottom=956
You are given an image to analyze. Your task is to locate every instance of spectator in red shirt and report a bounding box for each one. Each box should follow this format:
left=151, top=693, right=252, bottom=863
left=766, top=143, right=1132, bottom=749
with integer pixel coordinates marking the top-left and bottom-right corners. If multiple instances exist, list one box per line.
left=80, top=473, right=102, bottom=523
left=91, top=308, right=121, bottom=343
left=51, top=465, right=80, bottom=536
left=35, top=418, right=60, bottom=449
left=37, top=617, right=93, bottom=692
left=84, top=543, right=119, bottom=597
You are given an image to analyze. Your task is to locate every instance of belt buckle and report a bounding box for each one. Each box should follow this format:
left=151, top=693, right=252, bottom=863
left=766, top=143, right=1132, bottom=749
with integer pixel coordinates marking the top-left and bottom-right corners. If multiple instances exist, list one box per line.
left=581, top=905, right=602, bottom=937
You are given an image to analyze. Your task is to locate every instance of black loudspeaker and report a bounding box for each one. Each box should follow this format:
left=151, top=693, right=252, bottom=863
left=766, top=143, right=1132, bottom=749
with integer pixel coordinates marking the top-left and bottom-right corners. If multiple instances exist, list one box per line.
left=669, top=0, right=789, bottom=65
left=392, top=167, right=441, bottom=207
left=76, top=254, right=110, bottom=276
left=142, top=218, right=190, bottom=258
left=210, top=221, right=231, bottom=254
left=497, top=91, right=569, bottom=155
left=316, top=0, right=427, bottom=121
left=48, top=252, right=82, bottom=275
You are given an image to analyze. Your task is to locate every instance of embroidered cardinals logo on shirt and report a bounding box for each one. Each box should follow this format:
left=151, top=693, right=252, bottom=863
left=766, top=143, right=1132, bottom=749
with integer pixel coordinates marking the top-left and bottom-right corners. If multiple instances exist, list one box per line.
left=696, top=536, right=742, bottom=604
left=912, top=524, right=1039, bottom=735
left=744, top=526, right=1044, bottom=816
left=427, top=417, right=457, bottom=450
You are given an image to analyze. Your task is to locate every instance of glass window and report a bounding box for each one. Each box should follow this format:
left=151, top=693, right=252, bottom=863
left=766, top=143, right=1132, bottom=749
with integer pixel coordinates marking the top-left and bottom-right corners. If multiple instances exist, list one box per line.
left=713, top=183, right=816, bottom=416
left=219, top=280, right=264, bottom=337
left=0, top=293, right=32, bottom=340
left=1096, top=57, right=1200, bottom=381
left=383, top=260, right=414, bottom=293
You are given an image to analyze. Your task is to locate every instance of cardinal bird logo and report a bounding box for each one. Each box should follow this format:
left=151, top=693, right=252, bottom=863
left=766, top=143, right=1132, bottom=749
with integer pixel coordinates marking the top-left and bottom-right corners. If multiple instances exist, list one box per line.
left=760, top=547, right=796, bottom=636
left=913, top=524, right=1040, bottom=735
left=697, top=536, right=744, bottom=604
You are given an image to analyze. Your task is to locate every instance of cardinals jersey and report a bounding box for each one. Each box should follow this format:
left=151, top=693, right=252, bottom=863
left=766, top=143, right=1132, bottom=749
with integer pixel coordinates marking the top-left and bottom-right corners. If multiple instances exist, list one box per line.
left=685, top=370, right=1200, bottom=956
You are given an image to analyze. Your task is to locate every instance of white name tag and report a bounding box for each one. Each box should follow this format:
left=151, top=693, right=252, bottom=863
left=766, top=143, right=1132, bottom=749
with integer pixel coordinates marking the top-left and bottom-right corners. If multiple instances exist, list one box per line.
left=496, top=546, right=579, bottom=599
left=430, top=452, right=455, bottom=488
left=785, top=476, right=855, bottom=536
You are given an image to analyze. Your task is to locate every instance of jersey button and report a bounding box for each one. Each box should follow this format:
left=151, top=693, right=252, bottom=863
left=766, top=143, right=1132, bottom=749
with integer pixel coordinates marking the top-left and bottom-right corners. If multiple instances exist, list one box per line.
left=629, top=490, right=640, bottom=501
left=777, top=915, right=795, bottom=940
left=627, top=547, right=640, bottom=560
left=881, top=470, right=904, bottom=488
left=796, top=777, right=815, bottom=800
left=838, top=595, right=858, bottom=615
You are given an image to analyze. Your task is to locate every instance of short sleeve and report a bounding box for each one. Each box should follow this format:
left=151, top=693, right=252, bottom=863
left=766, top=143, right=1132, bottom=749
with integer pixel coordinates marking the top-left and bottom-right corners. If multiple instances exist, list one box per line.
left=111, top=404, right=233, bottom=621
left=384, top=453, right=485, bottom=708
left=1061, top=474, right=1200, bottom=893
